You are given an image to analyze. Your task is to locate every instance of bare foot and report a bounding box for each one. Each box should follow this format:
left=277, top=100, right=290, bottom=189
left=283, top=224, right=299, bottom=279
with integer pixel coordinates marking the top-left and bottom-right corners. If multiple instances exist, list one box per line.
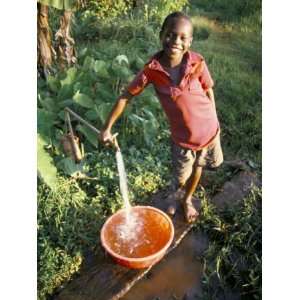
left=166, top=189, right=185, bottom=216
left=182, top=199, right=199, bottom=223
left=167, top=204, right=177, bottom=216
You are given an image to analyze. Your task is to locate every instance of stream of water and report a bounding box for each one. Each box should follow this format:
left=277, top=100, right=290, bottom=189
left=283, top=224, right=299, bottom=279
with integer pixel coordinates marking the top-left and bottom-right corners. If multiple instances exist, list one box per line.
left=115, top=150, right=142, bottom=249
left=116, top=150, right=131, bottom=214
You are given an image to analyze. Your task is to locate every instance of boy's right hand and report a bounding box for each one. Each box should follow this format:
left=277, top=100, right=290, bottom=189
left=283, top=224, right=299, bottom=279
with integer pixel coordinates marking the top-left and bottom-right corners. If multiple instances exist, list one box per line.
left=99, top=129, right=113, bottom=147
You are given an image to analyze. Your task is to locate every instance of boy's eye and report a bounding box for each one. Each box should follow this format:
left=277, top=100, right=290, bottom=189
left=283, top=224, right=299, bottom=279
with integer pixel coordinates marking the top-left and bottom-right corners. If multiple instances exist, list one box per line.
left=165, top=32, right=189, bottom=42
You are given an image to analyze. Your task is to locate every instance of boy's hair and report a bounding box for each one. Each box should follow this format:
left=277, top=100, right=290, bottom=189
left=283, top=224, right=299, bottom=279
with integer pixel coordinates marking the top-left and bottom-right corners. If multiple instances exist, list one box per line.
left=160, top=12, right=193, bottom=35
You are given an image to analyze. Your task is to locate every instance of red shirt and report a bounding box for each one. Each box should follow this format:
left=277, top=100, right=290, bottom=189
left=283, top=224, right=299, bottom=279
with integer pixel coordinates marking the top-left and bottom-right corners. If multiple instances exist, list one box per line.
left=126, top=50, right=219, bottom=150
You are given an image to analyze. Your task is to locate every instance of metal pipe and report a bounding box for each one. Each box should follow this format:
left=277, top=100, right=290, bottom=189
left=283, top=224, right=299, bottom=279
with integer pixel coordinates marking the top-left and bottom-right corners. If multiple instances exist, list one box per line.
left=64, top=107, right=120, bottom=151
left=65, top=107, right=100, bottom=134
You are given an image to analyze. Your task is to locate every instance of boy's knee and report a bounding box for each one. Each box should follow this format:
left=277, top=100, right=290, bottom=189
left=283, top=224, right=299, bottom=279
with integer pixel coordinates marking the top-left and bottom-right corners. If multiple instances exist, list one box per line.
left=210, top=152, right=223, bottom=168
left=171, top=176, right=188, bottom=191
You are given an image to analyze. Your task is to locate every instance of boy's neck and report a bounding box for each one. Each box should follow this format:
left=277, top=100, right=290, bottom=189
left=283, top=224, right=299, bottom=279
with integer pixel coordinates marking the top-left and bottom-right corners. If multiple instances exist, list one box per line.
left=160, top=51, right=186, bottom=68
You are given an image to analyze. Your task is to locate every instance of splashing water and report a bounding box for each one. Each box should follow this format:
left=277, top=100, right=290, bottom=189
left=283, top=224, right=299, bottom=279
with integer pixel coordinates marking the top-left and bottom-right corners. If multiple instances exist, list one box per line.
left=115, top=150, right=142, bottom=253
left=115, top=149, right=157, bottom=255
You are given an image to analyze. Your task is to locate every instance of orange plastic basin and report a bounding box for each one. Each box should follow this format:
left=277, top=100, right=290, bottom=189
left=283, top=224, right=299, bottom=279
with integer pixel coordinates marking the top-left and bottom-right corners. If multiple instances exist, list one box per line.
left=100, top=206, right=174, bottom=269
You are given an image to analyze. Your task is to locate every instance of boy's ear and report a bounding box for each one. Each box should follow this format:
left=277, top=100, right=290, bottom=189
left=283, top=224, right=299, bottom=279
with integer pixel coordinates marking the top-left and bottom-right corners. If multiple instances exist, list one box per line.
left=189, top=37, right=193, bottom=47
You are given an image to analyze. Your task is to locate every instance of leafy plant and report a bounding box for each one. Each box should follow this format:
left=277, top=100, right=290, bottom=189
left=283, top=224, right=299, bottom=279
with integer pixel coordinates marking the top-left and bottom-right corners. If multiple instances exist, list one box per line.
left=82, top=0, right=134, bottom=20
left=37, top=42, right=167, bottom=189
left=37, top=134, right=58, bottom=190
left=142, top=0, right=189, bottom=23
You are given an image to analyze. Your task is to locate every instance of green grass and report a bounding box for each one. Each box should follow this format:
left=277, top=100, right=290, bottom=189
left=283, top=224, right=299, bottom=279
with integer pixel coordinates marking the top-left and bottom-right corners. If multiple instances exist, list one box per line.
left=193, top=186, right=261, bottom=299
left=191, top=12, right=261, bottom=164
left=37, top=2, right=261, bottom=299
left=190, top=2, right=261, bottom=298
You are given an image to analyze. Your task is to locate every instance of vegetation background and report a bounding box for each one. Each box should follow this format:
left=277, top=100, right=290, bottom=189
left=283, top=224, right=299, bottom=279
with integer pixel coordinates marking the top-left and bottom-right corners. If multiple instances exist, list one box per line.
left=37, top=0, right=261, bottom=299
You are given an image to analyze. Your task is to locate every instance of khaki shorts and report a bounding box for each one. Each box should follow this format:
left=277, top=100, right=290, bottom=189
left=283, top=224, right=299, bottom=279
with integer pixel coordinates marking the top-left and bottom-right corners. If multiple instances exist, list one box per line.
left=171, top=132, right=223, bottom=188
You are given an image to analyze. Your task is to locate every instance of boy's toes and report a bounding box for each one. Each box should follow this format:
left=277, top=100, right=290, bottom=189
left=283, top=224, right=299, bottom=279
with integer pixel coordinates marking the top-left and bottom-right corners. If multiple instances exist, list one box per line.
left=183, top=201, right=199, bottom=223
left=167, top=200, right=180, bottom=216
left=188, top=210, right=199, bottom=223
left=166, top=189, right=185, bottom=216
left=167, top=204, right=177, bottom=216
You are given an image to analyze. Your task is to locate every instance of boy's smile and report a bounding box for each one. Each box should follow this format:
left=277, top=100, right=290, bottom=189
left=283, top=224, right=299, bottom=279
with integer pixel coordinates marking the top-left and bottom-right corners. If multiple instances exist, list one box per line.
left=160, top=18, right=193, bottom=65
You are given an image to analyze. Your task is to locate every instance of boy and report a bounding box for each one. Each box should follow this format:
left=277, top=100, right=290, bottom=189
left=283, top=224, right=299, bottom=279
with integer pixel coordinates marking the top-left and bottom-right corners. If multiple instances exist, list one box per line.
left=99, top=12, right=223, bottom=223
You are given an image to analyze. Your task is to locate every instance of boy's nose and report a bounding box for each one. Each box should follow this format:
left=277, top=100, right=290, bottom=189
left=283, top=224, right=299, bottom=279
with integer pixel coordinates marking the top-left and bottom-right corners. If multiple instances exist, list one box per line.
left=172, top=35, right=181, bottom=45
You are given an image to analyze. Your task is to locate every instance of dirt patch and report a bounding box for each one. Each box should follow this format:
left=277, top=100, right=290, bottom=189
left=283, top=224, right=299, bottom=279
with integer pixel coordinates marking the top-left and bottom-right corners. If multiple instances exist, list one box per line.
left=211, top=170, right=260, bottom=210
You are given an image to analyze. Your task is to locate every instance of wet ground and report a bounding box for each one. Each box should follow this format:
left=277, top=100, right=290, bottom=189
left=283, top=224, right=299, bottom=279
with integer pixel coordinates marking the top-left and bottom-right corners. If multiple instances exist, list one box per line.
left=121, top=229, right=208, bottom=300
left=55, top=170, right=258, bottom=300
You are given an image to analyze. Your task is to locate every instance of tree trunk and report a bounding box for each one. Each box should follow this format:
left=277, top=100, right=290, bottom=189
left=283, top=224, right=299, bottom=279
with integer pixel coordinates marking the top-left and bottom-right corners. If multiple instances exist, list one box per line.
left=54, top=10, right=77, bottom=70
left=37, top=3, right=55, bottom=70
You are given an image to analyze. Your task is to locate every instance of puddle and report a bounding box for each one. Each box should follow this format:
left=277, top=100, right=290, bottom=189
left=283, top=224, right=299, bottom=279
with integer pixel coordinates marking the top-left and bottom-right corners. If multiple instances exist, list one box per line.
left=121, top=229, right=208, bottom=300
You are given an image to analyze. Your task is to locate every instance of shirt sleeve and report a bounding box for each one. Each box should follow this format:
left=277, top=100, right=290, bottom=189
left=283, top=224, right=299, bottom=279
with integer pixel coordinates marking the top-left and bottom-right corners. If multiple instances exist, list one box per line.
left=199, top=60, right=214, bottom=90
left=126, top=69, right=150, bottom=96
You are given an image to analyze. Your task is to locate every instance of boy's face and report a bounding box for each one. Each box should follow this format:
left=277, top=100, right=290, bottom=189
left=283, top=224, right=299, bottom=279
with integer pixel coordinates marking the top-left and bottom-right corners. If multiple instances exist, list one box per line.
left=160, top=18, right=193, bottom=60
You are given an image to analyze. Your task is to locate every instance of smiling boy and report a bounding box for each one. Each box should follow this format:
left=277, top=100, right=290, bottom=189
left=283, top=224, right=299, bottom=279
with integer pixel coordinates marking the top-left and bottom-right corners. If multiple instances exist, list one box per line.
left=99, top=12, right=223, bottom=223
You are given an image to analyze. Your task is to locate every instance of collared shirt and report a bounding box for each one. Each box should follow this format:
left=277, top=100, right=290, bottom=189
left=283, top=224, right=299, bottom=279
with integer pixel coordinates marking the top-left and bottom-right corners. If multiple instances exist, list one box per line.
left=126, top=50, right=219, bottom=150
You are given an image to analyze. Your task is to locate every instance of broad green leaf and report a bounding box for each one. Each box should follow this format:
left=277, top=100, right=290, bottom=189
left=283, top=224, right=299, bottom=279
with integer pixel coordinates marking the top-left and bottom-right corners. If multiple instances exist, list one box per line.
left=37, top=109, right=56, bottom=142
left=53, top=128, right=65, bottom=154
left=94, top=83, right=115, bottom=103
left=114, top=54, right=129, bottom=66
left=57, top=157, right=85, bottom=178
left=134, top=56, right=145, bottom=69
left=84, top=109, right=98, bottom=121
left=83, top=56, right=95, bottom=70
left=120, top=66, right=132, bottom=78
left=73, top=81, right=82, bottom=93
left=81, top=86, right=94, bottom=96
left=73, top=91, right=94, bottom=108
left=57, top=84, right=74, bottom=101
left=76, top=124, right=98, bottom=148
left=95, top=103, right=113, bottom=124
left=37, top=134, right=58, bottom=190
left=47, top=75, right=60, bottom=93
left=38, top=96, right=56, bottom=112
left=112, top=64, right=132, bottom=80
left=94, top=60, right=109, bottom=78
left=57, top=99, right=74, bottom=109
left=78, top=47, right=88, bottom=58
left=60, top=67, right=77, bottom=86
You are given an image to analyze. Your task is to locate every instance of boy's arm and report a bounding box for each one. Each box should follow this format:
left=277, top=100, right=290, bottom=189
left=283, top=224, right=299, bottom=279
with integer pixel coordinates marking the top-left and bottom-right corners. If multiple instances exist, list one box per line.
left=99, top=91, right=133, bottom=146
left=100, top=66, right=149, bottom=146
left=206, top=87, right=216, bottom=110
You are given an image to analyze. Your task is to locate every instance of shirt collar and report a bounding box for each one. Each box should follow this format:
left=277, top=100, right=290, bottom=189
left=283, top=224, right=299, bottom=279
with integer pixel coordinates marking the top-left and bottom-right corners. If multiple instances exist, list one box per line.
left=146, top=51, right=201, bottom=76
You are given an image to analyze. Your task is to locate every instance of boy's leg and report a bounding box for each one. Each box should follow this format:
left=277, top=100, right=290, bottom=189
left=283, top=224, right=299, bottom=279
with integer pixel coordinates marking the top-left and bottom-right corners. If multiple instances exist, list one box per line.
left=182, top=131, right=223, bottom=222
left=167, top=142, right=196, bottom=216
left=181, top=164, right=202, bottom=223
left=169, top=132, right=223, bottom=222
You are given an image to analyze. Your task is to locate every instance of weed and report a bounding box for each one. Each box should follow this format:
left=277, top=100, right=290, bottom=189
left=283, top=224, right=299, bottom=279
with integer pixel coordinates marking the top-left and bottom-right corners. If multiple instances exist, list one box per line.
left=197, top=187, right=262, bottom=299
